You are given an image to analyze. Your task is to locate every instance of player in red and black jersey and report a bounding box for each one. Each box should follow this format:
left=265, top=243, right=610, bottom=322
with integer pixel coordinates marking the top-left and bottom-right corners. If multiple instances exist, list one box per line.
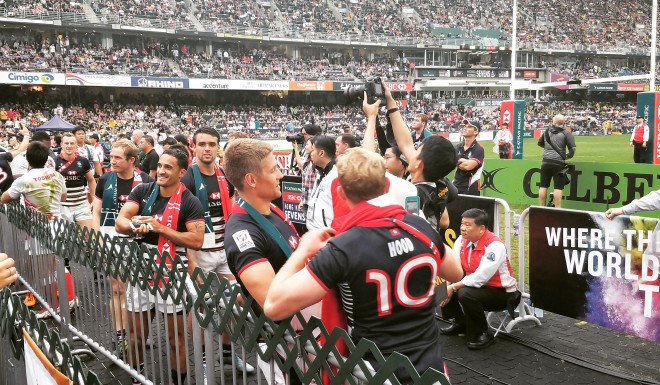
left=223, top=139, right=298, bottom=308
left=181, top=128, right=255, bottom=373
left=265, top=148, right=462, bottom=382
left=115, top=147, right=204, bottom=385
left=55, top=133, right=96, bottom=229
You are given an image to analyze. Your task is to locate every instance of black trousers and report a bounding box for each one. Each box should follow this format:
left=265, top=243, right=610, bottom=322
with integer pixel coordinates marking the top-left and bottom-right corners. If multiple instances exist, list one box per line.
left=633, top=143, right=647, bottom=163
left=498, top=144, right=511, bottom=159
left=441, top=286, right=508, bottom=339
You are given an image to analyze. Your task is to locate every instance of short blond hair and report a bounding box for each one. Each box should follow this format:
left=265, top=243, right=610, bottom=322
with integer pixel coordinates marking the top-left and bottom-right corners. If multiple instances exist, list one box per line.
left=112, top=138, right=139, bottom=160
left=224, top=138, right=273, bottom=191
left=336, top=148, right=386, bottom=203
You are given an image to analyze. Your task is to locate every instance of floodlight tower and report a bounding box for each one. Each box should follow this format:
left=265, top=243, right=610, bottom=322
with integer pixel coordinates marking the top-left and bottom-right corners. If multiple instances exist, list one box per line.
left=509, top=0, right=518, bottom=99
left=651, top=0, right=657, bottom=90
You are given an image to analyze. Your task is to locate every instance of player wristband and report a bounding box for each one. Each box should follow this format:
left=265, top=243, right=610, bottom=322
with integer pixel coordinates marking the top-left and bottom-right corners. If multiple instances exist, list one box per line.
left=386, top=107, right=399, bottom=116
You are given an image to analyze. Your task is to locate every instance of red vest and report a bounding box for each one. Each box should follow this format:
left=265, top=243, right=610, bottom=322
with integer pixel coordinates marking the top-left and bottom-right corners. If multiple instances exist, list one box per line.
left=459, top=230, right=515, bottom=288
left=633, top=124, right=645, bottom=143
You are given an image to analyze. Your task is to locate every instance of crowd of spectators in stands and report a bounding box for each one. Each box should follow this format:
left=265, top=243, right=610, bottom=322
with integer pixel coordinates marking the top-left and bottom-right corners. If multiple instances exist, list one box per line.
left=1, top=0, right=84, bottom=17
left=0, top=99, right=639, bottom=150
left=1, top=29, right=659, bottom=84
left=3, top=29, right=656, bottom=85
left=90, top=0, right=194, bottom=29
left=2, top=0, right=656, bottom=51
left=543, top=61, right=650, bottom=80
left=175, top=49, right=406, bottom=81
left=415, top=0, right=511, bottom=37
left=0, top=40, right=175, bottom=75
left=345, top=0, right=429, bottom=38
left=274, top=0, right=336, bottom=34
left=517, top=0, right=650, bottom=51
left=193, top=0, right=269, bottom=32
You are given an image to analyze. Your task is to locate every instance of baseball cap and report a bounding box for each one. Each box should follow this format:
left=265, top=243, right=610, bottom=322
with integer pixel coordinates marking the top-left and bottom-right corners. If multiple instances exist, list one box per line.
left=636, top=115, right=645, bottom=120
left=462, top=119, right=482, bottom=132
left=88, top=133, right=100, bottom=141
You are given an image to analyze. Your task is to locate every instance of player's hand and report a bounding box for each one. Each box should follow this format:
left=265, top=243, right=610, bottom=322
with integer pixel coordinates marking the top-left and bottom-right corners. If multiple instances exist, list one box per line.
left=440, top=285, right=453, bottom=308
left=605, top=208, right=623, bottom=220
left=296, top=227, right=335, bottom=258
left=362, top=91, right=381, bottom=118
left=642, top=143, right=647, bottom=148
left=131, top=215, right=156, bottom=234
left=381, top=80, right=396, bottom=108
left=0, top=253, right=18, bottom=289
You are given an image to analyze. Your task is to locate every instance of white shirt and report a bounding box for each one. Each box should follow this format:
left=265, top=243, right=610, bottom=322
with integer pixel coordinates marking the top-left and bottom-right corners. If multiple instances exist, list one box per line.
left=77, top=144, right=102, bottom=163
left=384, top=172, right=418, bottom=208
left=307, top=165, right=338, bottom=230
left=92, top=143, right=105, bottom=164
left=494, top=129, right=512, bottom=145
left=11, top=152, right=56, bottom=177
left=7, top=168, right=67, bottom=219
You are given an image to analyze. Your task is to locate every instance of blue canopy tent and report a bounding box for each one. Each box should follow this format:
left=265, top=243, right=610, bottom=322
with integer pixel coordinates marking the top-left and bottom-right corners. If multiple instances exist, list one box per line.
left=33, top=115, right=77, bottom=132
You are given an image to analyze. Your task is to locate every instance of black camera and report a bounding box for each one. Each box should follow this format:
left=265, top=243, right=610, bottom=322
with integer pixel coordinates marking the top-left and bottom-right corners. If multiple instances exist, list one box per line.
left=344, top=76, right=385, bottom=105
left=285, top=132, right=305, bottom=143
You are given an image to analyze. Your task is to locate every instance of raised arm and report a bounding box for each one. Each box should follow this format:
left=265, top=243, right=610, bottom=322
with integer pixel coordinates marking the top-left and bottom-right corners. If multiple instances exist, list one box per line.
left=361, top=91, right=381, bottom=153
left=383, top=82, right=415, bottom=162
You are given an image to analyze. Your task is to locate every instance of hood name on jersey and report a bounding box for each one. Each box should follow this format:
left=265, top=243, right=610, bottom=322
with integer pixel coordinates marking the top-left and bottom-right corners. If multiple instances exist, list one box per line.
left=388, top=238, right=415, bottom=258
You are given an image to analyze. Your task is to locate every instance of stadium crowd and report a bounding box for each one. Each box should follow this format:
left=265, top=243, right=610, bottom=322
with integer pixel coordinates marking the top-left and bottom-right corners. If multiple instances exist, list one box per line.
left=0, top=99, right=638, bottom=152
left=1, top=0, right=84, bottom=17
left=90, top=0, right=194, bottom=29
left=194, top=0, right=269, bottom=32
left=0, top=30, right=658, bottom=83
left=2, top=0, right=654, bottom=51
left=517, top=0, right=650, bottom=51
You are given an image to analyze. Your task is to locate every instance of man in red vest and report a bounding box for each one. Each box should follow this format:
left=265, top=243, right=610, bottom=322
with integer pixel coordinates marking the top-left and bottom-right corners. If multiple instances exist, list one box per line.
left=439, top=208, right=519, bottom=350
left=630, top=115, right=649, bottom=164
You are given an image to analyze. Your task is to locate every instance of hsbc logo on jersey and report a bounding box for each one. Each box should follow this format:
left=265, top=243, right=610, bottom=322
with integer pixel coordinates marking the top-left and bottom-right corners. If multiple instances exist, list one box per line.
left=210, top=192, right=222, bottom=200
left=288, top=236, right=299, bottom=249
left=119, top=194, right=129, bottom=202
left=67, top=171, right=77, bottom=175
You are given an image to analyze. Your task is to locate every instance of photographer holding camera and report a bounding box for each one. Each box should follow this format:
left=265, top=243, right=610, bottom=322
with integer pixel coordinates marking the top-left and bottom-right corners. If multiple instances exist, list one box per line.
left=537, top=114, right=576, bottom=208
left=360, top=80, right=457, bottom=231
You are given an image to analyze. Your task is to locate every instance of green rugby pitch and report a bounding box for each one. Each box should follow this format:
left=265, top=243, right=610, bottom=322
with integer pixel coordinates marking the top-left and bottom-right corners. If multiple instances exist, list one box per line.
left=483, top=133, right=634, bottom=163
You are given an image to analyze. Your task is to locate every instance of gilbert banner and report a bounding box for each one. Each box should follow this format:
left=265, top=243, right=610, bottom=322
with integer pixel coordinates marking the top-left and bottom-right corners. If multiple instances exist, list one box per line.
left=499, top=100, right=525, bottom=159
left=528, top=207, right=659, bottom=342
left=636, top=91, right=660, bottom=164
left=481, top=159, right=660, bottom=215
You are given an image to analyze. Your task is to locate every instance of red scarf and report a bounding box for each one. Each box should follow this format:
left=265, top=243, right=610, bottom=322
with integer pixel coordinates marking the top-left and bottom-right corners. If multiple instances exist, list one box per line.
left=150, top=183, right=185, bottom=288
left=215, top=165, right=232, bottom=221
left=320, top=201, right=406, bottom=384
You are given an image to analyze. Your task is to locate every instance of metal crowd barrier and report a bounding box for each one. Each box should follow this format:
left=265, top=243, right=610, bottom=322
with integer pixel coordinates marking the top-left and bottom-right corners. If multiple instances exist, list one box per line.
left=0, top=202, right=452, bottom=385
left=449, top=195, right=541, bottom=334
left=0, top=286, right=102, bottom=385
